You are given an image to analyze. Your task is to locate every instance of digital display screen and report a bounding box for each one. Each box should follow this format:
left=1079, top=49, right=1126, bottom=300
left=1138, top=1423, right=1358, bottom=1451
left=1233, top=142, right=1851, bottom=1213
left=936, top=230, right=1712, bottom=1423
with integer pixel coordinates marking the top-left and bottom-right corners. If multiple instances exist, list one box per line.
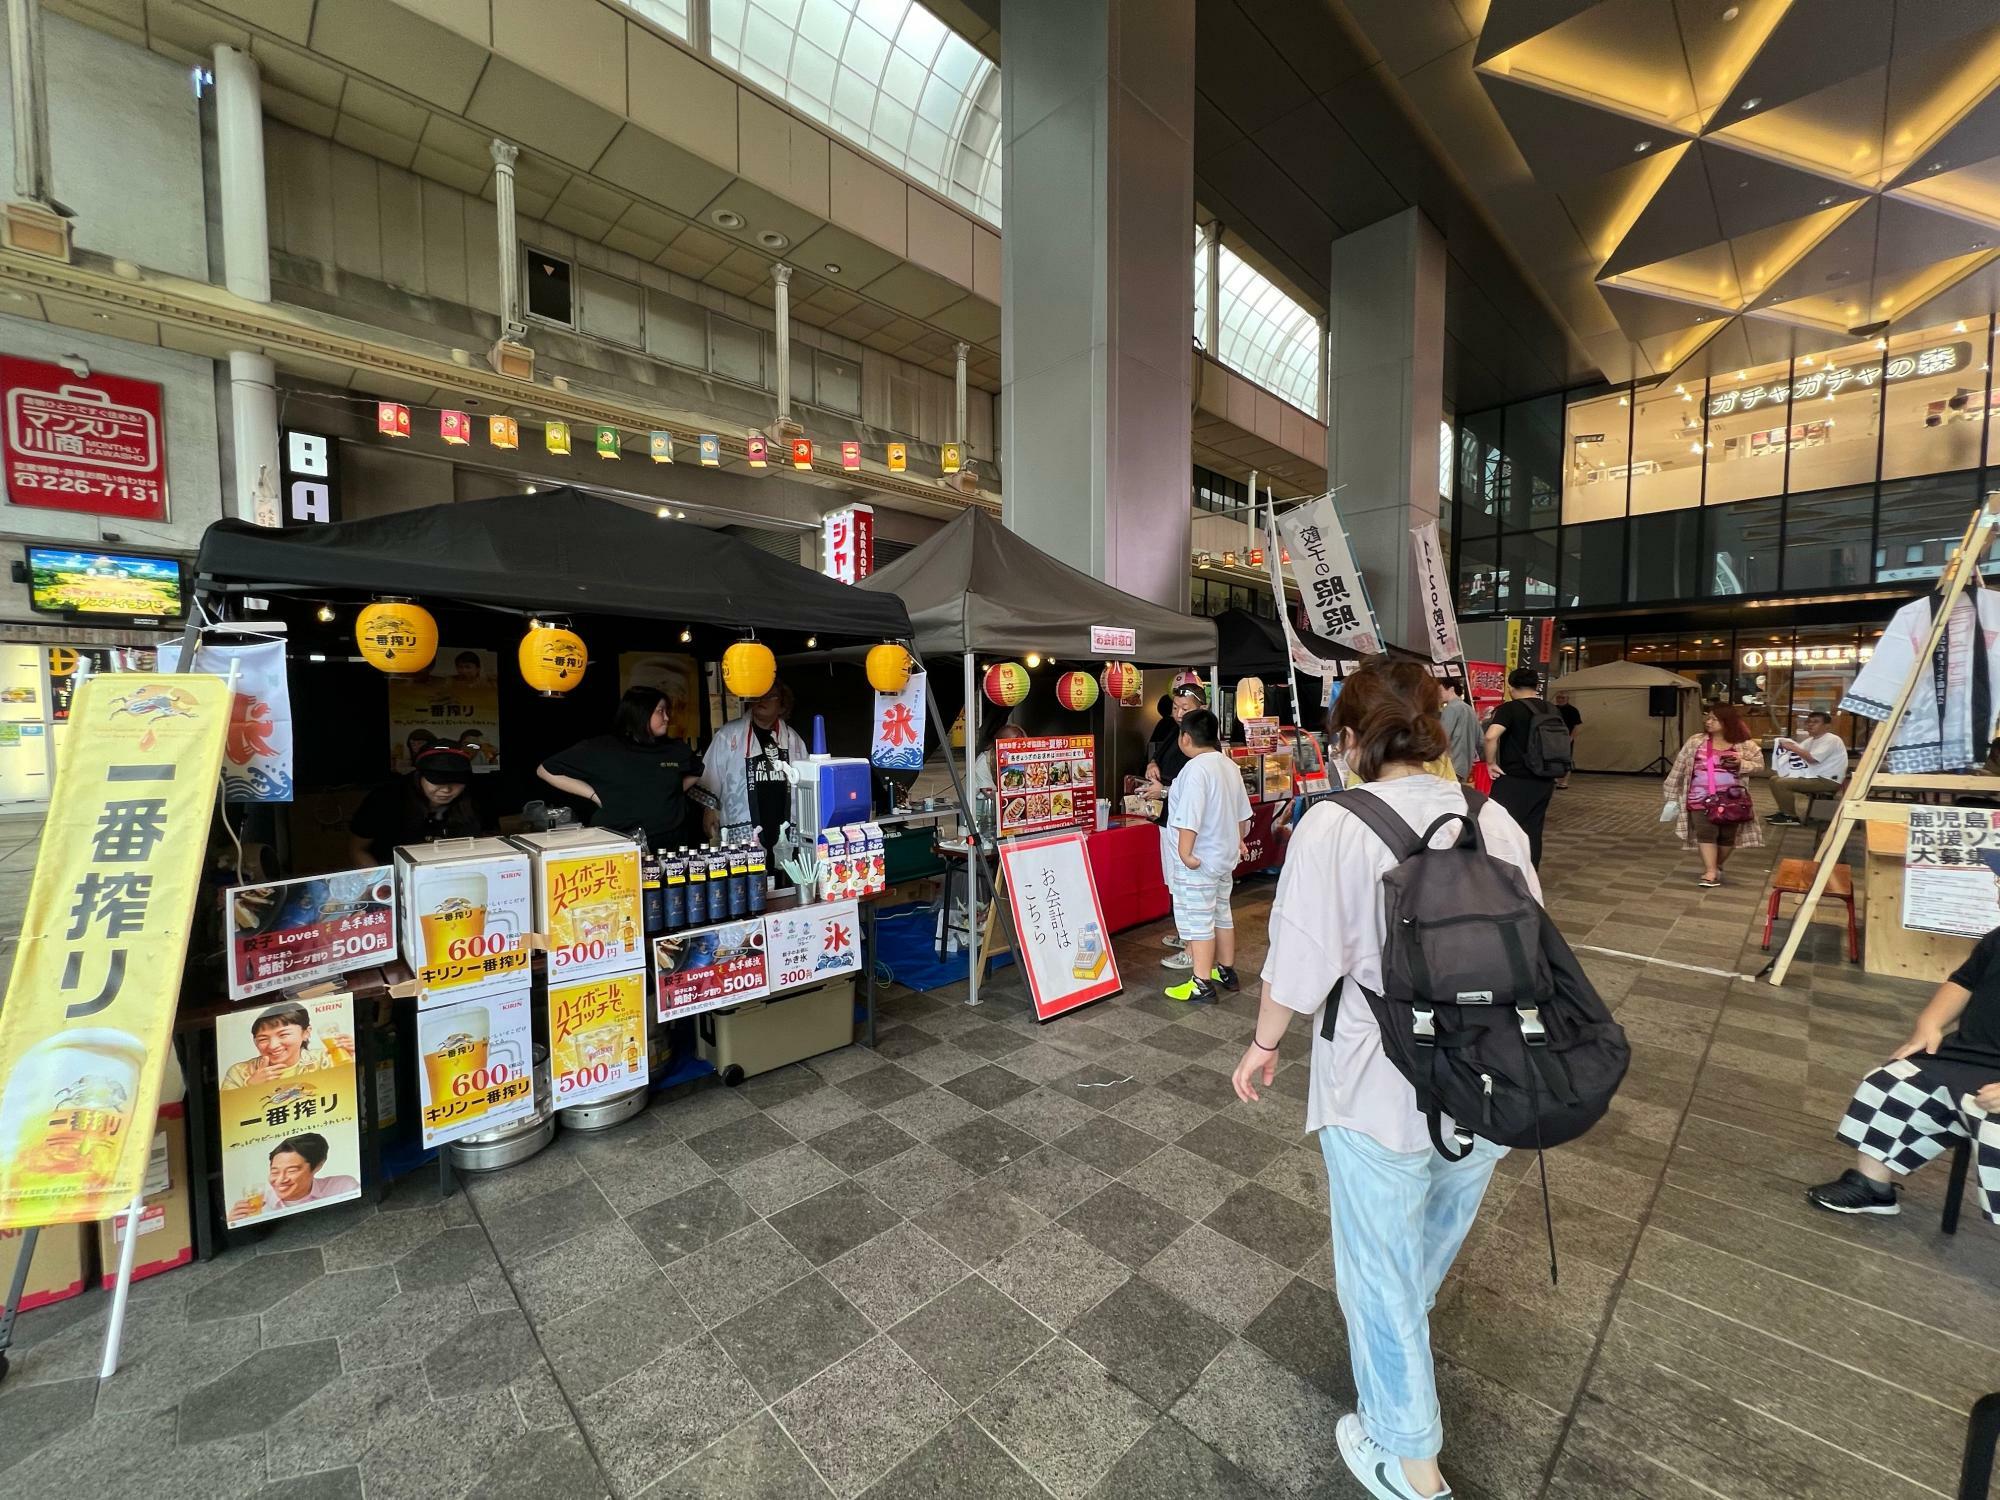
left=25, top=546, right=184, bottom=621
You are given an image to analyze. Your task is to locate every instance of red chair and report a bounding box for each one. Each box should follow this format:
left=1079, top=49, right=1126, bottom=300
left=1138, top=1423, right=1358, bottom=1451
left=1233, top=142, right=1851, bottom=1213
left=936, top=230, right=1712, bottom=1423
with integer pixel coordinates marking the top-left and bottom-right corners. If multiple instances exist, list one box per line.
left=1762, top=857, right=1859, bottom=963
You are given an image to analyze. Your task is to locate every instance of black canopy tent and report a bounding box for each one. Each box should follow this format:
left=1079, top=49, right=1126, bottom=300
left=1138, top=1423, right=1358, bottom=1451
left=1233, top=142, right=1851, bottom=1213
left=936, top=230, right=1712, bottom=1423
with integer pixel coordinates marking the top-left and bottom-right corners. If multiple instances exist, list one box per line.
left=194, top=487, right=912, bottom=641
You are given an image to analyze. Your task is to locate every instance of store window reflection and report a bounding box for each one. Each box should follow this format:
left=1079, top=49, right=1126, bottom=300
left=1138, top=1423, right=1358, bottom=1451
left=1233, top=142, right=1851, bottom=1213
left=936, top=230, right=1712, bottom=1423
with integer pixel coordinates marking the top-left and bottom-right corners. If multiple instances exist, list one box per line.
left=1562, top=392, right=1630, bottom=522
left=1703, top=358, right=1790, bottom=503
left=1785, top=340, right=1882, bottom=493
left=1703, top=496, right=1780, bottom=597
left=1629, top=380, right=1704, bottom=513
left=1882, top=317, right=1989, bottom=480
left=1558, top=518, right=1624, bottom=608
left=1500, top=397, right=1562, bottom=531
left=1784, top=485, right=1873, bottom=589
left=1876, top=470, right=1979, bottom=583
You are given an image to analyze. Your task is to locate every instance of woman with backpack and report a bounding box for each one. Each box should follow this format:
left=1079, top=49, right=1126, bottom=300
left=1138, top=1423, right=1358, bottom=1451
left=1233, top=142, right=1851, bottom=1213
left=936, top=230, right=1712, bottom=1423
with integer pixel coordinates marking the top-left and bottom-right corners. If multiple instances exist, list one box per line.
left=1231, top=658, right=1540, bottom=1500
left=1661, top=703, right=1764, bottom=888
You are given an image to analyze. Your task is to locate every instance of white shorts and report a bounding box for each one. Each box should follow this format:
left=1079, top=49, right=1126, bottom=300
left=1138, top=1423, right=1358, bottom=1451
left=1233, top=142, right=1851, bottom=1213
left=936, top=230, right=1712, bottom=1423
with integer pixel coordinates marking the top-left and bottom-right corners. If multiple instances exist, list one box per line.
left=1170, top=871, right=1234, bottom=941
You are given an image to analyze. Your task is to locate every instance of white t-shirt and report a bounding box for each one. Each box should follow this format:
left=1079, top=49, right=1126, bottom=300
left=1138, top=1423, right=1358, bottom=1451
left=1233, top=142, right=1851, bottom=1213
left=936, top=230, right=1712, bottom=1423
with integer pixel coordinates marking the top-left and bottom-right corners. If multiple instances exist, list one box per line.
left=1777, top=731, right=1846, bottom=780
left=1168, top=751, right=1253, bottom=878
left=1260, top=775, right=1541, bottom=1154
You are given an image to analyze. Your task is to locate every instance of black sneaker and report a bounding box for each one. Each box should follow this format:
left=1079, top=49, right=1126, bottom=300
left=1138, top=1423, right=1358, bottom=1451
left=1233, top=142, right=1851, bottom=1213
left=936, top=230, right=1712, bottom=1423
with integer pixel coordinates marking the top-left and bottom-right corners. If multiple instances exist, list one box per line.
left=1213, top=964, right=1240, bottom=992
left=1768, top=814, right=1804, bottom=826
left=1806, top=1169, right=1899, bottom=1216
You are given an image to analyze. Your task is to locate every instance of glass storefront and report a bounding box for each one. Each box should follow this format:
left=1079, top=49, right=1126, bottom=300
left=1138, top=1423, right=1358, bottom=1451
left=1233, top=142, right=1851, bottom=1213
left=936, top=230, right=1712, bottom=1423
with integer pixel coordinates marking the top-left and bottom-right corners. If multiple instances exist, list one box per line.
left=1456, top=315, right=1996, bottom=617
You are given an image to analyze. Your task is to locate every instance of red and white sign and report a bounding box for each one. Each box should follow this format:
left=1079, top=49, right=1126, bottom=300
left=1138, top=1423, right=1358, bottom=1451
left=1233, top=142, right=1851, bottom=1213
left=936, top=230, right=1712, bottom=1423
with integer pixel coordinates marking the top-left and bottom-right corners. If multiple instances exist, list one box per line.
left=998, top=831, right=1122, bottom=1021
left=762, top=902, right=861, bottom=991
left=225, top=867, right=397, bottom=1001
left=1, top=356, right=167, bottom=521
left=653, top=919, right=768, bottom=1022
left=995, top=734, right=1096, bottom=837
left=822, top=504, right=874, bottom=584
left=1090, top=625, right=1135, bottom=656
left=1467, top=659, right=1507, bottom=718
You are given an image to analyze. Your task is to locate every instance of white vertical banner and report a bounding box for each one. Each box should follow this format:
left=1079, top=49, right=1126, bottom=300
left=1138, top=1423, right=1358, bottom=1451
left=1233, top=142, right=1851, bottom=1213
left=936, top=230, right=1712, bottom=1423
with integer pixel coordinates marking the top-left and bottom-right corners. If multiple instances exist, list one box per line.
left=1410, top=521, right=1461, bottom=665
left=1264, top=498, right=1341, bottom=678
left=157, top=636, right=295, bottom=801
left=1276, top=494, right=1380, bottom=654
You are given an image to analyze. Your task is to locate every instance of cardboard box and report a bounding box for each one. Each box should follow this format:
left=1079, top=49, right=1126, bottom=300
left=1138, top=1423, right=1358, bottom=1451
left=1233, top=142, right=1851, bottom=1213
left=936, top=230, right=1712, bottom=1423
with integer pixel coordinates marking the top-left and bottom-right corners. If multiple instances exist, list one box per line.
left=509, top=828, right=643, bottom=982
left=0, top=1220, right=92, bottom=1313
left=395, top=838, right=532, bottom=1007
left=95, top=1098, right=192, bottom=1289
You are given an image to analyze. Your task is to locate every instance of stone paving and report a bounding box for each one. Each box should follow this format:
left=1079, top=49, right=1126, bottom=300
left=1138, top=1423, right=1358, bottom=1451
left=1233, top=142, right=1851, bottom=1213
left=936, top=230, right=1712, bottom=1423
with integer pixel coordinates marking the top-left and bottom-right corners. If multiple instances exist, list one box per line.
left=0, top=778, right=1994, bottom=1499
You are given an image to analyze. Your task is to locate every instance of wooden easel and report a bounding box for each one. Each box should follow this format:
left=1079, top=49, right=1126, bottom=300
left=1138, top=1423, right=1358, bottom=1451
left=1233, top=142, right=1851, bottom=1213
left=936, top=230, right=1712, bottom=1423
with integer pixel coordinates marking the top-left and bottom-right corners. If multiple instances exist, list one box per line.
left=1768, top=490, right=2000, bottom=986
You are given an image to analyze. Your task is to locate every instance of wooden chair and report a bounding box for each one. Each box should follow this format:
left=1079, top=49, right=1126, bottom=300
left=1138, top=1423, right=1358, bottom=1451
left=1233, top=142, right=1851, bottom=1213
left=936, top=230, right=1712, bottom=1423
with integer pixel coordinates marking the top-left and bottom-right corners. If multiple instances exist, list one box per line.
left=1763, top=857, right=1859, bottom=963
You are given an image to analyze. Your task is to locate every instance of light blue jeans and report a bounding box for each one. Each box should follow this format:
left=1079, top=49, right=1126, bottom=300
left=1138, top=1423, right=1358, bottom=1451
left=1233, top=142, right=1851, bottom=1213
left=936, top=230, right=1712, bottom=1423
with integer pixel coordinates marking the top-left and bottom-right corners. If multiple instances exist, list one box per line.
left=1318, top=1123, right=1506, bottom=1460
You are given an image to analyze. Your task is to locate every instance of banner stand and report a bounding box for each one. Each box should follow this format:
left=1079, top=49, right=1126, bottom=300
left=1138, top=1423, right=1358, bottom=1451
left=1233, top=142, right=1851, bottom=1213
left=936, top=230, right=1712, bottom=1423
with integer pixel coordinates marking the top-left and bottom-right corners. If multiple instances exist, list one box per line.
left=98, top=1184, right=148, bottom=1378
left=0, top=1224, right=38, bottom=1379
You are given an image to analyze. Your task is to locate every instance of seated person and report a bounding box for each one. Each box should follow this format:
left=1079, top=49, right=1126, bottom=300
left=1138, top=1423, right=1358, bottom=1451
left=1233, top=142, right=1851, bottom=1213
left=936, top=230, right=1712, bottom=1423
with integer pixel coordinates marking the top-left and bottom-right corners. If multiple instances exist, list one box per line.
left=1768, top=711, right=1847, bottom=826
left=1809, top=851, right=2000, bottom=1221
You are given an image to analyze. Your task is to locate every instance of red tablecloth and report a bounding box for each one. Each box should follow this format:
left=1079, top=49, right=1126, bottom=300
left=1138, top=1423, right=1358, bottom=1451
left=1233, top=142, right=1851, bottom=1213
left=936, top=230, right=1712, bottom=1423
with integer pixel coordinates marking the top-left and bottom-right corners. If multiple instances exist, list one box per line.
left=1087, top=818, right=1171, bottom=934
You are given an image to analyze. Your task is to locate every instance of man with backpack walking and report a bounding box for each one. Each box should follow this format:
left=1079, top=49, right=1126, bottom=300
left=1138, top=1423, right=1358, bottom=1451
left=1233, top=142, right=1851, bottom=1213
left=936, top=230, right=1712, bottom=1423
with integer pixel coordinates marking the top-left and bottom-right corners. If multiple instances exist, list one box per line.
left=1483, top=667, right=1570, bottom=866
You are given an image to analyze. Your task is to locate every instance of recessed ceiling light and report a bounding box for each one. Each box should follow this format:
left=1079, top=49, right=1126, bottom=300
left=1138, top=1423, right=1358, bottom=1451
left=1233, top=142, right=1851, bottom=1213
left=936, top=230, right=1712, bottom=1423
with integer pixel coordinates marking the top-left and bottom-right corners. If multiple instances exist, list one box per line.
left=676, top=510, right=686, bottom=519
left=657, top=505, right=671, bottom=518
left=1633, top=140, right=1653, bottom=154
left=711, top=208, right=746, bottom=229
left=1720, top=4, right=1739, bottom=18
left=823, top=262, right=842, bottom=274
left=1957, top=320, right=1970, bottom=333
left=1740, top=97, right=1761, bottom=111
left=525, top=484, right=538, bottom=494
left=1929, top=161, right=1945, bottom=173
left=1974, top=239, right=1990, bottom=249
left=1817, top=195, right=1838, bottom=206
left=1694, top=316, right=1706, bottom=323
left=757, top=230, right=789, bottom=250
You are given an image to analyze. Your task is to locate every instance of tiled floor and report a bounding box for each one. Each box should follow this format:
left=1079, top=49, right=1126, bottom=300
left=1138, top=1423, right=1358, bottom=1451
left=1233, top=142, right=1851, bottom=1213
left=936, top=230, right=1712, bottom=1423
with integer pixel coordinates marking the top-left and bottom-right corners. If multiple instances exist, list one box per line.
left=3, top=779, right=1996, bottom=1499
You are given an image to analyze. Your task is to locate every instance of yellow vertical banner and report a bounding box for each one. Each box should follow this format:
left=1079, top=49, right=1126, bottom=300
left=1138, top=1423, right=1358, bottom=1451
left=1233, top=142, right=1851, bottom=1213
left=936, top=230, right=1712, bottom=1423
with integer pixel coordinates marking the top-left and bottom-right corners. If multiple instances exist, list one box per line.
left=0, top=674, right=229, bottom=1228
left=1504, top=618, right=1523, bottom=670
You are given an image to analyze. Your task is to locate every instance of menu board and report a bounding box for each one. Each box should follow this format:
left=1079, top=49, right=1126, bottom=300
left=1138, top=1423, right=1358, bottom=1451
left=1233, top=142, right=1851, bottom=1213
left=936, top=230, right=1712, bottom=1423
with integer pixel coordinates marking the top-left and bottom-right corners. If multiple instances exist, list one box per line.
left=227, top=868, right=397, bottom=1001
left=654, top=919, right=768, bottom=1022
left=995, top=734, right=1095, bottom=838
left=549, top=970, right=648, bottom=1108
left=763, top=902, right=861, bottom=991
left=416, top=991, right=536, bottom=1148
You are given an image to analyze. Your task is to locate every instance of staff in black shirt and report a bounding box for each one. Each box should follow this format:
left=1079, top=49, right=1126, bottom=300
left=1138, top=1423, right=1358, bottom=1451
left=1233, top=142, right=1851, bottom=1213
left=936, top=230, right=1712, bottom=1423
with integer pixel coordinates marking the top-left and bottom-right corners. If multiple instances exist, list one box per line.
left=537, top=686, right=703, bottom=848
left=349, top=745, right=482, bottom=866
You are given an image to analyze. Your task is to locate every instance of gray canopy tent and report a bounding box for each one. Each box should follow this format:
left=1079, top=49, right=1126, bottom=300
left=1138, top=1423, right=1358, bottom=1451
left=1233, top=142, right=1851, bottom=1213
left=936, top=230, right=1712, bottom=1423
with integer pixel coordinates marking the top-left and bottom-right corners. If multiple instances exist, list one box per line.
left=862, top=508, right=1220, bottom=1008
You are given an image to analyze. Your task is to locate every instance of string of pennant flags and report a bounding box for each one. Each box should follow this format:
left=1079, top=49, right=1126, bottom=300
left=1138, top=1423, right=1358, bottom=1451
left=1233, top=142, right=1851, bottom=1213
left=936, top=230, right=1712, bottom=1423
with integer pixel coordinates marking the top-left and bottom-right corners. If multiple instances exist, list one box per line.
left=376, top=399, right=965, bottom=477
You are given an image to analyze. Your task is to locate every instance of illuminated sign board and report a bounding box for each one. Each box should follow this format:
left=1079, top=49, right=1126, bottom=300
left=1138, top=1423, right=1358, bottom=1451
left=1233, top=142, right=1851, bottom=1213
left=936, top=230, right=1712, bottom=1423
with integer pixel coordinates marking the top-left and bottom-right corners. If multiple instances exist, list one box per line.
left=1706, top=341, right=1972, bottom=418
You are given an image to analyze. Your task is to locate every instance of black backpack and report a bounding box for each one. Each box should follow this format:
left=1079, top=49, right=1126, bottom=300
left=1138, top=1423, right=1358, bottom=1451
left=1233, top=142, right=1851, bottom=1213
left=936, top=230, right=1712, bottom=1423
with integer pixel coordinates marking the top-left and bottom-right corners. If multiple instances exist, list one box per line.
left=1323, top=787, right=1629, bottom=1167
left=1517, top=701, right=1574, bottom=780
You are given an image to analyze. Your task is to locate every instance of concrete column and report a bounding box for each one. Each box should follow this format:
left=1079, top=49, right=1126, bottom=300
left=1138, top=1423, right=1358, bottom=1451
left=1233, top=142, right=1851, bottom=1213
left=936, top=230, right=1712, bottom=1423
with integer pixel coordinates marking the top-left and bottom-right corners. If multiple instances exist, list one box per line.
left=228, top=350, right=280, bottom=526
left=0, top=0, right=66, bottom=259
left=772, top=263, right=793, bottom=425
left=212, top=45, right=270, bottom=303
left=1325, top=207, right=1446, bottom=650
left=1203, top=222, right=1221, bottom=356
left=953, top=341, right=969, bottom=449
left=1000, top=0, right=1194, bottom=610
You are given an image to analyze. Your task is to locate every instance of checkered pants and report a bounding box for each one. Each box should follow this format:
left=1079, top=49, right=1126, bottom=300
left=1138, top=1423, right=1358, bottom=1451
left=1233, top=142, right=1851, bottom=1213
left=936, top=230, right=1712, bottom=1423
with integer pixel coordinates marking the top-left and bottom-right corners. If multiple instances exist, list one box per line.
left=1837, top=1059, right=2000, bottom=1224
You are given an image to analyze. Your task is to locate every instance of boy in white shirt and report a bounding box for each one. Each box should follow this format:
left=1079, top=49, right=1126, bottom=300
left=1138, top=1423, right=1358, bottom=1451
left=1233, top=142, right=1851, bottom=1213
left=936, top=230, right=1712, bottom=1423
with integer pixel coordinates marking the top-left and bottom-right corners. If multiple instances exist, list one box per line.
left=1164, top=708, right=1254, bottom=1004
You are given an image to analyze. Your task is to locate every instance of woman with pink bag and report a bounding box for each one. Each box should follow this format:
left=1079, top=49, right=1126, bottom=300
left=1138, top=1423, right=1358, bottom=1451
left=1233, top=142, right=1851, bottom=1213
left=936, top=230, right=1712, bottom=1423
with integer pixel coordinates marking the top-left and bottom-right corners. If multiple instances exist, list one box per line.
left=1662, top=702, right=1764, bottom=888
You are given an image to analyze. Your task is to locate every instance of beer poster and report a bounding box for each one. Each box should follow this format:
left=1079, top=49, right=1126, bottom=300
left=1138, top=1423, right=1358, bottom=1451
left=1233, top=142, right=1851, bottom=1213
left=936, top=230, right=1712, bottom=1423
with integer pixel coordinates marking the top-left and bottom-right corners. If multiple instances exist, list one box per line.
left=216, top=996, right=362, bottom=1227
left=226, top=867, right=396, bottom=1001
left=549, top=970, right=647, bottom=1109
left=0, top=675, right=228, bottom=1228
left=386, top=647, right=501, bottom=773
left=416, top=991, right=535, bottom=1148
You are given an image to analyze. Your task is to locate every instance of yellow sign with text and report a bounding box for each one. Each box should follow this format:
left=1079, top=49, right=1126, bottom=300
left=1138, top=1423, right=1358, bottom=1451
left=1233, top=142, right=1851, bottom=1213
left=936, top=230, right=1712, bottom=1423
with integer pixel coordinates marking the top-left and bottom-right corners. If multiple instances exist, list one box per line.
left=0, top=675, right=229, bottom=1228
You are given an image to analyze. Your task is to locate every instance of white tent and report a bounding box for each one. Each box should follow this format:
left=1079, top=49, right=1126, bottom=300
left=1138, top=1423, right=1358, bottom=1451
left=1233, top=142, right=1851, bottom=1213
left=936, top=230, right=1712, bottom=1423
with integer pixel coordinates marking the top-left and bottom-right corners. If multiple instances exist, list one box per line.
left=1553, top=660, right=1702, bottom=773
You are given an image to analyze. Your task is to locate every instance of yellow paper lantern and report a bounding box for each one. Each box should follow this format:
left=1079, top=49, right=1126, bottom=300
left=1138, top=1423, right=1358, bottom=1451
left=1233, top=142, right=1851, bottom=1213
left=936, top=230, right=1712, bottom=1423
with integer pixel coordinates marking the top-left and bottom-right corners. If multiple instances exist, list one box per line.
left=519, top=622, right=588, bottom=696
left=1235, top=676, right=1266, bottom=719
left=723, top=640, right=777, bottom=700
left=982, top=661, right=1029, bottom=707
left=866, top=644, right=912, bottom=693
left=1056, top=671, right=1099, bottom=711
left=355, top=600, right=438, bottom=675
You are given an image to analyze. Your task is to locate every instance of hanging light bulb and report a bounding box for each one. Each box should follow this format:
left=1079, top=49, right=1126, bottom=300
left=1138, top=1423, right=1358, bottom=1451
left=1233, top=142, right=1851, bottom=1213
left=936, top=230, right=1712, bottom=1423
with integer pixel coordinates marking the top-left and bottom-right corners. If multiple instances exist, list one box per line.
left=679, top=628, right=692, bottom=644
left=316, top=604, right=335, bottom=623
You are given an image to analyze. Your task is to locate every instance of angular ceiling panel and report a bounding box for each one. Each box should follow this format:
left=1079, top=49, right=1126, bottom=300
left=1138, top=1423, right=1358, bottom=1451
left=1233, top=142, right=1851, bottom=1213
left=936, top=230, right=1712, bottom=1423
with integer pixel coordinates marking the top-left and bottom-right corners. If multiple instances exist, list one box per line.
left=1475, top=0, right=2000, bottom=368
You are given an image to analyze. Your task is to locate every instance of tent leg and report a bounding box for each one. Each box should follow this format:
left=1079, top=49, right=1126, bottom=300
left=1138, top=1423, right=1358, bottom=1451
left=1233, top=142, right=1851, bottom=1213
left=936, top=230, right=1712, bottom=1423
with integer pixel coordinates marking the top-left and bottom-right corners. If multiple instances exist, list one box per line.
left=964, top=650, right=981, bottom=1009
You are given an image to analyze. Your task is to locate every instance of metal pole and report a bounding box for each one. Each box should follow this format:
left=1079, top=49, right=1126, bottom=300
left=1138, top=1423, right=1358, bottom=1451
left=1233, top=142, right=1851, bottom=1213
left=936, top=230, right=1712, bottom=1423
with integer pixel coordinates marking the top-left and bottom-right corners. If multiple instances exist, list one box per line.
left=964, top=649, right=980, bottom=1008
left=7, top=0, right=52, bottom=207
left=212, top=45, right=271, bottom=302
left=773, top=264, right=793, bottom=424
left=97, top=1184, right=146, bottom=1377
left=1204, top=222, right=1222, bottom=357
left=490, top=140, right=523, bottom=338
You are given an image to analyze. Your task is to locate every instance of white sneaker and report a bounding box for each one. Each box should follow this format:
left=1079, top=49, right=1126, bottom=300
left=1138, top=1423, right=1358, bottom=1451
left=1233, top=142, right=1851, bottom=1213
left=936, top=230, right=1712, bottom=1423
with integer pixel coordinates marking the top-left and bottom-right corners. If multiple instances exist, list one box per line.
left=1160, top=951, right=1194, bottom=970
left=1337, top=1415, right=1452, bottom=1500
left=1163, top=934, right=1185, bottom=949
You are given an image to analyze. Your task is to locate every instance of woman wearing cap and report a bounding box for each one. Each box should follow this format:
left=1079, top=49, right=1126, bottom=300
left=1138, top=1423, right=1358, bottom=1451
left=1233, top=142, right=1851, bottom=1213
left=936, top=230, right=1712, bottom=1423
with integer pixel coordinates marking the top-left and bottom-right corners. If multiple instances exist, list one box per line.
left=348, top=744, right=482, bottom=866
